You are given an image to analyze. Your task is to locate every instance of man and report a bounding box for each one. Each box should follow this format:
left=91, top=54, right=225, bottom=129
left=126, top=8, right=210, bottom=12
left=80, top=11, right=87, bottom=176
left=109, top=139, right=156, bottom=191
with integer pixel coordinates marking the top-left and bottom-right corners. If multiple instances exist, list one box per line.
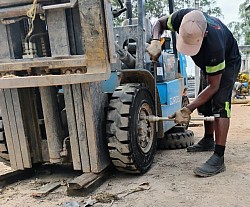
left=147, top=9, right=241, bottom=177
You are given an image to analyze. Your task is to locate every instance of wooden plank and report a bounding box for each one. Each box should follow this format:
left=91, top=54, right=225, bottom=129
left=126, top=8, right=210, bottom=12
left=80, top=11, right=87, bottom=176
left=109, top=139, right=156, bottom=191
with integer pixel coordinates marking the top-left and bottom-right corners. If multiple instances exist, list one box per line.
left=78, top=1, right=107, bottom=63
left=67, top=169, right=111, bottom=196
left=0, top=168, right=35, bottom=188
left=63, top=85, right=82, bottom=170
left=89, top=83, right=110, bottom=171
left=72, top=84, right=90, bottom=172
left=68, top=173, right=98, bottom=190
left=4, top=89, right=24, bottom=170
left=81, top=83, right=99, bottom=172
left=19, top=88, right=42, bottom=164
left=0, top=4, right=43, bottom=19
left=0, top=0, right=49, bottom=7
left=104, top=0, right=116, bottom=64
left=0, top=90, right=17, bottom=169
left=11, top=89, right=32, bottom=168
left=46, top=9, right=70, bottom=56
left=0, top=55, right=86, bottom=72
left=31, top=182, right=61, bottom=198
left=0, top=72, right=110, bottom=89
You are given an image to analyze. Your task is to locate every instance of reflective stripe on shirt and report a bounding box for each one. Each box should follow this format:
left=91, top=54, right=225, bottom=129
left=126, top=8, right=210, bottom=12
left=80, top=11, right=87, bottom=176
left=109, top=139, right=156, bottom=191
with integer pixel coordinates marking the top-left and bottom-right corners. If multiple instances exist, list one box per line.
left=167, top=13, right=175, bottom=32
left=206, top=61, right=225, bottom=73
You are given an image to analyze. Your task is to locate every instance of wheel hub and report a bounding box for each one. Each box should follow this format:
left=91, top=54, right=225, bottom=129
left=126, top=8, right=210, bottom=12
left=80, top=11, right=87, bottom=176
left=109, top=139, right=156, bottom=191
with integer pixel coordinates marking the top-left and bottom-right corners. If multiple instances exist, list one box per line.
left=137, top=103, right=154, bottom=153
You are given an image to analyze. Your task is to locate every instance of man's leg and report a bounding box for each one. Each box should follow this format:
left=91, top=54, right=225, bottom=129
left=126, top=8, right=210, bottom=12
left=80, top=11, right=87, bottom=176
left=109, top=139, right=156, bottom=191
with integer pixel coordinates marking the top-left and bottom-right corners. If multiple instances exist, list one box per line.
left=187, top=71, right=215, bottom=152
left=193, top=58, right=240, bottom=177
left=214, top=118, right=229, bottom=146
left=193, top=118, right=228, bottom=177
left=187, top=120, right=215, bottom=152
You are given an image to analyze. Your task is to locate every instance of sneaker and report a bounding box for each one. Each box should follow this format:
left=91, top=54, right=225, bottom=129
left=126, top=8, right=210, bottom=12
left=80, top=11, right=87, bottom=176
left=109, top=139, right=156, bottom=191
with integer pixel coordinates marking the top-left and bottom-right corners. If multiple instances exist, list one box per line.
left=187, top=136, right=215, bottom=152
left=193, top=154, right=226, bottom=177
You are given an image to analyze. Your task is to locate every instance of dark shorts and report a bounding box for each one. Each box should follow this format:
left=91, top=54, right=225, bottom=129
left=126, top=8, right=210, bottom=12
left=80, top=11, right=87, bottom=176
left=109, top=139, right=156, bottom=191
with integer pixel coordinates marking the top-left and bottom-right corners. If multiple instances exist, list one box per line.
left=197, top=59, right=241, bottom=118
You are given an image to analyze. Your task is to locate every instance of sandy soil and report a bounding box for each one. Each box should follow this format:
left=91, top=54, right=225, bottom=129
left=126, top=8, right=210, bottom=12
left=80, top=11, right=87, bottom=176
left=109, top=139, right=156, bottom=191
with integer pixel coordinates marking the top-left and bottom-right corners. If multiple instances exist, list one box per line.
left=0, top=102, right=250, bottom=207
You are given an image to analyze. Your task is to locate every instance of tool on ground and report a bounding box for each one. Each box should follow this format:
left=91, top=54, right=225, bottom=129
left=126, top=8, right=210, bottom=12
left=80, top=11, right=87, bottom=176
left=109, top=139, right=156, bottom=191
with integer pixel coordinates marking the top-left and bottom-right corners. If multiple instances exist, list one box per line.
left=142, top=115, right=214, bottom=122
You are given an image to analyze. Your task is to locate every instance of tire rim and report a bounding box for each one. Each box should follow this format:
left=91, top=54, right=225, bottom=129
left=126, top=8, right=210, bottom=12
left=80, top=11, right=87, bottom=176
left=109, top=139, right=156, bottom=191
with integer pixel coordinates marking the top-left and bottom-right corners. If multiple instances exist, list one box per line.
left=137, top=102, right=154, bottom=153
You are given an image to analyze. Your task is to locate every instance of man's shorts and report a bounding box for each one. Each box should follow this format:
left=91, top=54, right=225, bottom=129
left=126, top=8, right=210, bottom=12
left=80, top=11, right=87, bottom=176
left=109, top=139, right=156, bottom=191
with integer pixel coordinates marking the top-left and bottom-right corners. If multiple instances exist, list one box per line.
left=197, top=59, right=241, bottom=118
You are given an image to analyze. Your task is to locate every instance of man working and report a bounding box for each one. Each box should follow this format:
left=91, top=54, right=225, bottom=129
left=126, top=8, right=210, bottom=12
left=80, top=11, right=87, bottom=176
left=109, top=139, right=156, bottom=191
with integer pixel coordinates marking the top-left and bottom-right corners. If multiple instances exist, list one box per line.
left=147, top=9, right=241, bottom=177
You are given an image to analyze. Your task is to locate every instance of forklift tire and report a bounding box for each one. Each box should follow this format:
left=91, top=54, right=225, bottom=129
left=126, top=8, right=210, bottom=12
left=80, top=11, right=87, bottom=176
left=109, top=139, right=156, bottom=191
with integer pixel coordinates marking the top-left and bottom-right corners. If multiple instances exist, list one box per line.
left=157, top=126, right=194, bottom=150
left=0, top=114, right=9, bottom=162
left=106, top=83, right=157, bottom=174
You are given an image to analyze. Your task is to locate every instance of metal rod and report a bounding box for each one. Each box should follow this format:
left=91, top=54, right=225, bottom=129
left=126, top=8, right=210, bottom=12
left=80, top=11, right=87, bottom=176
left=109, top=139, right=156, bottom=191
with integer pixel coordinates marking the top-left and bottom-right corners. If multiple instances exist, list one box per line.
left=143, top=115, right=215, bottom=122
left=42, top=0, right=77, bottom=10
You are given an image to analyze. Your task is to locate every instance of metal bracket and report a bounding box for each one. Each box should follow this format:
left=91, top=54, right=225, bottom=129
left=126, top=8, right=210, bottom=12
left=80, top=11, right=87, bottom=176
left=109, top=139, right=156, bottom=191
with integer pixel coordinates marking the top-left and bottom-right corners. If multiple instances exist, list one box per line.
left=42, top=0, right=78, bottom=10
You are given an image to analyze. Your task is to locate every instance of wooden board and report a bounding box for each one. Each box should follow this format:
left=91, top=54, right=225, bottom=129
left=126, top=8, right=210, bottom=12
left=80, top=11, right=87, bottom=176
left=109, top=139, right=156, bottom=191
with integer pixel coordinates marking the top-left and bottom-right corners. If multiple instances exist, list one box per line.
left=63, top=85, right=82, bottom=171
left=31, top=182, right=61, bottom=198
left=18, top=88, right=42, bottom=164
left=46, top=9, right=70, bottom=57
left=0, top=90, right=18, bottom=169
left=81, top=83, right=99, bottom=172
left=11, top=89, right=32, bottom=168
left=67, top=169, right=110, bottom=196
left=72, top=84, right=90, bottom=172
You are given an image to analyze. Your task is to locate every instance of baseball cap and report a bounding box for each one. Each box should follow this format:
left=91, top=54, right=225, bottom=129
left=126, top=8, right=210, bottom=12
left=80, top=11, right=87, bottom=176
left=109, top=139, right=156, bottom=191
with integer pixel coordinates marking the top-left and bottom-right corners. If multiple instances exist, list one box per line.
left=177, top=10, right=207, bottom=56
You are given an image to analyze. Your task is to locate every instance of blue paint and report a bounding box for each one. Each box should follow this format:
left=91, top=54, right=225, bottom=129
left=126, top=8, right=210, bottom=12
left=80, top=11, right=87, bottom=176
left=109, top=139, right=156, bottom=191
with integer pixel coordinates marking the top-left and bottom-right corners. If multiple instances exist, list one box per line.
left=157, top=78, right=184, bottom=132
left=101, top=71, right=120, bottom=93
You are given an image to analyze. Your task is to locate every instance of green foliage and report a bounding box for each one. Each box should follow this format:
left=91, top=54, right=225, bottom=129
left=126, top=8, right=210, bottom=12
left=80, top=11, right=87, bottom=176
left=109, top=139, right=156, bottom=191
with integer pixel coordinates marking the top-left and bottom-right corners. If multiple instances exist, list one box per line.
left=227, top=0, right=250, bottom=45
left=144, top=0, right=168, bottom=18
left=111, top=0, right=222, bottom=25
left=199, top=0, right=223, bottom=17
left=239, top=0, right=250, bottom=44
left=227, top=21, right=242, bottom=43
left=111, top=0, right=126, bottom=26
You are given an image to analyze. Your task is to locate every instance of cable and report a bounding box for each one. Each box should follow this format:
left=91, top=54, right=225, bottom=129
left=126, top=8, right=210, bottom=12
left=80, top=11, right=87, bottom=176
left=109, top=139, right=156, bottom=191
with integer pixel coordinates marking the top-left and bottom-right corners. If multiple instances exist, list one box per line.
left=26, top=0, right=37, bottom=42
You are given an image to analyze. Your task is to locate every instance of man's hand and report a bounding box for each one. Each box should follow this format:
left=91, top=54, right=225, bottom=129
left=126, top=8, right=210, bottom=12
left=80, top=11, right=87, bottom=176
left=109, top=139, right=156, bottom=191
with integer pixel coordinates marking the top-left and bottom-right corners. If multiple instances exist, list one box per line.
left=168, top=107, right=192, bottom=125
left=146, top=40, right=161, bottom=62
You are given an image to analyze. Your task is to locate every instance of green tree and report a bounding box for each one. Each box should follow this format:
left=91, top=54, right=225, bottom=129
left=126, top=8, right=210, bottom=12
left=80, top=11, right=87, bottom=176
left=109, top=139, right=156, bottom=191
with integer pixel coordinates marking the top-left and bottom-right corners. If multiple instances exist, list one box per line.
left=239, top=0, right=250, bottom=44
left=227, top=0, right=250, bottom=45
left=144, top=0, right=168, bottom=18
left=175, top=0, right=222, bottom=17
left=227, top=21, right=242, bottom=43
left=112, top=0, right=222, bottom=24
left=144, top=0, right=222, bottom=18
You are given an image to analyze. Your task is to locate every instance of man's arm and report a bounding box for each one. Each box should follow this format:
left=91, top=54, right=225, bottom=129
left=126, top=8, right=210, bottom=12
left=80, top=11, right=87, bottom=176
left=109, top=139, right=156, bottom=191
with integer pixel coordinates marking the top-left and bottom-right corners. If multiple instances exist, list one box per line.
left=146, top=16, right=169, bottom=61
left=152, top=16, right=169, bottom=40
left=186, top=73, right=222, bottom=112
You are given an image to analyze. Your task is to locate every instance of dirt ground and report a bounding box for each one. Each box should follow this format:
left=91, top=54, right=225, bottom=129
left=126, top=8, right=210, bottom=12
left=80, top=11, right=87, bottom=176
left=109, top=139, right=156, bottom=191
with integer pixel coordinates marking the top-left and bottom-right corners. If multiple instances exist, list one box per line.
left=0, top=102, right=250, bottom=207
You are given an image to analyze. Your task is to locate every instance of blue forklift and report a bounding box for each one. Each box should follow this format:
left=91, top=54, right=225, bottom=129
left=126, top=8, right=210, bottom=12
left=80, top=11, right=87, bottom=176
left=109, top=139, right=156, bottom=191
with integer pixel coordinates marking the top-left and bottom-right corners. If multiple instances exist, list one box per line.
left=104, top=0, right=194, bottom=174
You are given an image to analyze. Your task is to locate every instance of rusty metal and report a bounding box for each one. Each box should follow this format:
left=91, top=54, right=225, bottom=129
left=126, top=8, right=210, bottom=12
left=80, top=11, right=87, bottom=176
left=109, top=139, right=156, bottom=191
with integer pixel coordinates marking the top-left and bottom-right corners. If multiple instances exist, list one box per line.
left=0, top=4, right=43, bottom=19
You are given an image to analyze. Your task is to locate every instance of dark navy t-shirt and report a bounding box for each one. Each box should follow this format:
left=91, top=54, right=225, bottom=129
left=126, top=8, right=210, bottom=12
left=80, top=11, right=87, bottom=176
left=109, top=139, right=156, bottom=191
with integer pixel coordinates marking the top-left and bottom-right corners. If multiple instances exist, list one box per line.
left=167, top=9, right=241, bottom=76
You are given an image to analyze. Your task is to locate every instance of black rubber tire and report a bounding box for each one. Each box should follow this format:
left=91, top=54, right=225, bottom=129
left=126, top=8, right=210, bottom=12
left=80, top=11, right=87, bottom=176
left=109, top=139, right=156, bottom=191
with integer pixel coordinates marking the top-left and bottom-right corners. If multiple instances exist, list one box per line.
left=106, top=83, right=157, bottom=174
left=157, top=127, right=194, bottom=150
left=0, top=111, right=9, bottom=161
